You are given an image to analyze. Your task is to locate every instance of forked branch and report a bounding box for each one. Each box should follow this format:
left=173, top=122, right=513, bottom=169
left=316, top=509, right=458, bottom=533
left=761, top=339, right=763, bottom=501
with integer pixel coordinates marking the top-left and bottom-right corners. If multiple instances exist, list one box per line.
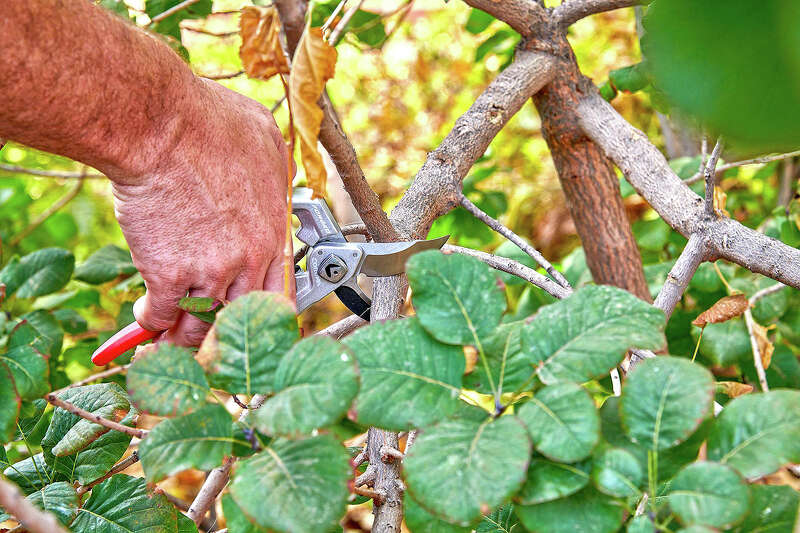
left=553, top=0, right=644, bottom=27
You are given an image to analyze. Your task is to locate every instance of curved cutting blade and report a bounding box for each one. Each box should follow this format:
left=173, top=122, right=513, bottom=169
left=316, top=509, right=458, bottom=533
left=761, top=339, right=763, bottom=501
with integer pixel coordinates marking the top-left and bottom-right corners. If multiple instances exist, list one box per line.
left=358, top=235, right=448, bottom=277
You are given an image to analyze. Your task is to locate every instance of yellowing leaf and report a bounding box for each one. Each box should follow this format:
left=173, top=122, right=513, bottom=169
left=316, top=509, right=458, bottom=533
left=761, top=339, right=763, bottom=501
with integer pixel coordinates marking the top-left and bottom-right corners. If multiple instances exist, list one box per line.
left=692, top=294, right=749, bottom=327
left=289, top=26, right=337, bottom=198
left=239, top=6, right=290, bottom=80
left=717, top=381, right=753, bottom=398
left=751, top=321, right=775, bottom=369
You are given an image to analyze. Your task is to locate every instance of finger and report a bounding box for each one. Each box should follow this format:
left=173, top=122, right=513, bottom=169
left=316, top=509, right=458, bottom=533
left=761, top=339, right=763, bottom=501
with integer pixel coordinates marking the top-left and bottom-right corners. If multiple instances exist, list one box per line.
left=133, top=279, right=189, bottom=332
left=226, top=261, right=268, bottom=302
left=163, top=287, right=226, bottom=347
left=264, top=258, right=296, bottom=306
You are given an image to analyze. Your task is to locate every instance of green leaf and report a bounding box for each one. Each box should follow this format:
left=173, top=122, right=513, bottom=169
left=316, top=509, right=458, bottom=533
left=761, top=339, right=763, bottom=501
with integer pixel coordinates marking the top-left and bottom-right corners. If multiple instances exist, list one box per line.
left=516, top=458, right=591, bottom=505
left=348, top=10, right=386, bottom=47
left=177, top=513, right=199, bottom=533
left=465, top=9, right=495, bottom=34
left=0, top=248, right=74, bottom=298
left=405, top=496, right=470, bottom=533
left=743, top=344, right=800, bottom=389
left=230, top=435, right=350, bottom=533
left=403, top=416, right=531, bottom=526
left=25, top=482, right=78, bottom=525
left=344, top=318, right=464, bottom=431
left=15, top=399, right=49, bottom=445
left=41, top=383, right=131, bottom=457
left=517, top=383, right=599, bottom=462
left=249, top=336, right=358, bottom=437
left=674, top=527, right=717, bottom=533
left=520, top=285, right=666, bottom=385
left=222, top=493, right=268, bottom=533
left=178, top=296, right=221, bottom=324
left=407, top=251, right=506, bottom=346
left=668, top=462, right=750, bottom=529
left=468, top=320, right=526, bottom=394
left=0, top=366, right=20, bottom=443
left=203, top=291, right=299, bottom=395
left=126, top=344, right=210, bottom=416
left=609, top=64, right=649, bottom=93
left=71, top=474, right=178, bottom=532
left=591, top=447, right=643, bottom=498
left=12, top=310, right=63, bottom=357
left=53, top=308, right=87, bottom=334
left=627, top=515, right=655, bottom=533
left=1, top=345, right=49, bottom=400
left=146, top=0, right=212, bottom=41
left=692, top=319, right=751, bottom=367
left=516, top=487, right=624, bottom=533
left=731, top=484, right=799, bottom=533
left=475, top=29, right=518, bottom=62
left=476, top=505, right=520, bottom=532
left=707, top=390, right=800, bottom=479
left=73, top=245, right=136, bottom=284
left=621, top=356, right=714, bottom=450
left=139, top=404, right=233, bottom=483
left=2, top=453, right=56, bottom=495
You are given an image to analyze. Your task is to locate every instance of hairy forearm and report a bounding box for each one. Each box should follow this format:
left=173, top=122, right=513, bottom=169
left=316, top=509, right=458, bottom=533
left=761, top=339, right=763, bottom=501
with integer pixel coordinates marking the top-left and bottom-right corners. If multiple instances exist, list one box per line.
left=0, top=0, right=201, bottom=181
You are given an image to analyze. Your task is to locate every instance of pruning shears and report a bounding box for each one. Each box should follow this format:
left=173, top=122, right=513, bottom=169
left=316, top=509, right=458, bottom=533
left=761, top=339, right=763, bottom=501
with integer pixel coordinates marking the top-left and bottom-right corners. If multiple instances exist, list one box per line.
left=91, top=188, right=447, bottom=366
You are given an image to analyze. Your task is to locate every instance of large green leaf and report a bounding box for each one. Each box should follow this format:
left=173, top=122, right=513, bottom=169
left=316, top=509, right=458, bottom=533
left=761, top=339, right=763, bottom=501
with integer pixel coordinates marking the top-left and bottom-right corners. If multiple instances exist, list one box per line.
left=12, top=310, right=64, bottom=357
left=627, top=516, right=655, bottom=533
left=732, top=484, right=799, bottom=533
left=0, top=248, right=74, bottom=298
left=591, top=447, right=642, bottom=498
left=127, top=344, right=209, bottom=416
left=468, top=320, right=527, bottom=394
left=516, top=458, right=591, bottom=505
left=230, top=435, right=350, bottom=533
left=177, top=514, right=199, bottom=533
left=250, top=336, right=358, bottom=437
left=403, top=416, right=531, bottom=526
left=71, top=474, right=178, bottom=532
left=344, top=318, right=464, bottom=431
left=621, top=356, right=714, bottom=450
left=667, top=462, right=750, bottom=529
left=520, top=286, right=665, bottom=385
left=405, top=496, right=470, bottom=533
left=517, top=383, right=599, bottom=462
left=202, top=291, right=299, bottom=395
left=516, top=487, right=624, bottom=533
left=25, top=482, right=78, bottom=525
left=53, top=308, right=87, bottom=334
left=221, top=493, right=268, bottom=533
left=73, top=245, right=137, bottom=284
left=407, top=251, right=506, bottom=346
left=0, top=366, right=20, bottom=443
left=0, top=345, right=49, bottom=400
left=2, top=453, right=57, bottom=495
left=692, top=319, right=751, bottom=367
left=139, top=404, right=234, bottom=482
left=41, top=383, right=131, bottom=457
left=707, top=390, right=800, bottom=479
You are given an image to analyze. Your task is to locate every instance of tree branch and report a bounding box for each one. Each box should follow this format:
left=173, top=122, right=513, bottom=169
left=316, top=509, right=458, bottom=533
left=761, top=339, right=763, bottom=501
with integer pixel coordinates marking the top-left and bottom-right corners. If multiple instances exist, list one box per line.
left=0, top=163, right=104, bottom=179
left=443, top=244, right=572, bottom=300
left=750, top=282, right=785, bottom=304
left=389, top=49, right=557, bottom=239
left=44, top=393, right=145, bottom=439
left=552, top=0, right=643, bottom=28
left=187, top=457, right=234, bottom=526
left=53, top=364, right=130, bottom=395
left=201, top=70, right=244, bottom=80
left=0, top=478, right=70, bottom=533
left=315, top=314, right=367, bottom=339
left=685, top=149, right=800, bottom=185
left=577, top=92, right=800, bottom=290
left=743, top=308, right=769, bottom=392
left=703, top=139, right=723, bottom=216
left=461, top=0, right=548, bottom=37
left=652, top=233, right=709, bottom=321
left=459, top=194, right=571, bottom=289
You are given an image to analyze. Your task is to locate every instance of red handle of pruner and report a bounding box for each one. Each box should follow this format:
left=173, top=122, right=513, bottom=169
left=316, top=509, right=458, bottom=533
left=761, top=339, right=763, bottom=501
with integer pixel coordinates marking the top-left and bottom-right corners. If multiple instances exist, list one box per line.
left=91, top=322, right=161, bottom=366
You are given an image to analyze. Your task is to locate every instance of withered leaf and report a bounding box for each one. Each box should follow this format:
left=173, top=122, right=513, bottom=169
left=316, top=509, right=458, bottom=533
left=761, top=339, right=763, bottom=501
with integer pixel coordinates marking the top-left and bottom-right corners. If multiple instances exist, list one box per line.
left=289, top=26, right=337, bottom=198
left=692, top=293, right=749, bottom=327
left=751, top=320, right=775, bottom=369
left=716, top=381, right=753, bottom=398
left=239, top=6, right=290, bottom=80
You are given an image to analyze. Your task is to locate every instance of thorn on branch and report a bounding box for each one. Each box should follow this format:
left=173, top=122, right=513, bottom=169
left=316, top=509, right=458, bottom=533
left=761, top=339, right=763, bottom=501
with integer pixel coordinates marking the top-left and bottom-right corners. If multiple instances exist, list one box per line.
left=379, top=445, right=404, bottom=463
left=703, top=138, right=724, bottom=216
left=352, top=485, right=385, bottom=505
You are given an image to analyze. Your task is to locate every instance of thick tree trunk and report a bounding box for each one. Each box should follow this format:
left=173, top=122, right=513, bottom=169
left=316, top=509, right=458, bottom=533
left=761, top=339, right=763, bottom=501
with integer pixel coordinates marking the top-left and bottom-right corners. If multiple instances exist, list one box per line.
left=530, top=32, right=651, bottom=301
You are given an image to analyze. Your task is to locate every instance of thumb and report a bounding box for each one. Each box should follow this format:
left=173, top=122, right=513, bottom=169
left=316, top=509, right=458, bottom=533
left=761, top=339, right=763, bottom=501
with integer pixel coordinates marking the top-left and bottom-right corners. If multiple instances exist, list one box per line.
left=133, top=280, right=187, bottom=332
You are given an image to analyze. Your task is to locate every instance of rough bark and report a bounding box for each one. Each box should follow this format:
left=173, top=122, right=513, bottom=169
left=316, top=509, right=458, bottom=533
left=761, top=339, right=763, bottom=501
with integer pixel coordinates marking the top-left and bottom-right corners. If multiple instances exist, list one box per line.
left=653, top=233, right=709, bottom=321
left=530, top=30, right=651, bottom=301
left=553, top=0, right=643, bottom=27
left=462, top=0, right=548, bottom=37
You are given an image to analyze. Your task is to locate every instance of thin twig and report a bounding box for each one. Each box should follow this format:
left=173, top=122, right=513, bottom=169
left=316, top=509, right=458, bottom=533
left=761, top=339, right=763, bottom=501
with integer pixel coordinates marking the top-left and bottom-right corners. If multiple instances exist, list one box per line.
left=165, top=492, right=191, bottom=511
left=698, top=135, right=708, bottom=175
left=404, top=429, right=417, bottom=452
left=354, top=465, right=376, bottom=487
left=182, top=27, right=238, bottom=38
left=77, top=451, right=139, bottom=495
left=45, top=393, right=145, bottom=439
left=743, top=308, right=769, bottom=392
left=270, top=95, right=286, bottom=114
left=0, top=478, right=70, bottom=533
left=10, top=174, right=85, bottom=247
left=442, top=244, right=572, bottom=300
left=685, top=149, right=800, bottom=185
left=315, top=315, right=368, bottom=339
left=0, top=163, right=104, bottom=179
left=53, top=364, right=130, bottom=395
left=750, top=283, right=785, bottom=304
left=610, top=368, right=621, bottom=396
left=553, top=0, right=641, bottom=27
left=703, top=139, right=723, bottom=216
left=380, top=445, right=404, bottom=462
left=352, top=485, right=384, bottom=504
left=321, top=0, right=348, bottom=33
left=148, top=0, right=202, bottom=25
left=201, top=70, right=244, bottom=80
left=634, top=493, right=649, bottom=517
left=329, top=0, right=366, bottom=45
left=460, top=194, right=571, bottom=289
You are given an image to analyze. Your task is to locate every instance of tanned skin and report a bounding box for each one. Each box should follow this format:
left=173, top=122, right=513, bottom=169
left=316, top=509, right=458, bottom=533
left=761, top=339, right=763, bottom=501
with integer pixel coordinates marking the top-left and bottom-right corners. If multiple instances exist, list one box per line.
left=1, top=0, right=292, bottom=345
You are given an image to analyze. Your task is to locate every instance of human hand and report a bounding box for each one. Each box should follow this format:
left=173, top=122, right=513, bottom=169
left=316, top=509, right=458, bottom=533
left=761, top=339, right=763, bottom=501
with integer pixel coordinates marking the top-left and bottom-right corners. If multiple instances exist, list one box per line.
left=110, top=78, right=292, bottom=346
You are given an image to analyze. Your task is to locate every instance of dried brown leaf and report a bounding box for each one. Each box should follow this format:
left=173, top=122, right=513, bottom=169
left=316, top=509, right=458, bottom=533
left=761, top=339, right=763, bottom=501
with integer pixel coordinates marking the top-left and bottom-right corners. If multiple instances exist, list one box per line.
left=692, top=293, right=749, bottom=327
left=289, top=26, right=337, bottom=198
left=716, top=381, right=753, bottom=398
left=751, top=320, right=775, bottom=369
left=239, top=6, right=290, bottom=81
